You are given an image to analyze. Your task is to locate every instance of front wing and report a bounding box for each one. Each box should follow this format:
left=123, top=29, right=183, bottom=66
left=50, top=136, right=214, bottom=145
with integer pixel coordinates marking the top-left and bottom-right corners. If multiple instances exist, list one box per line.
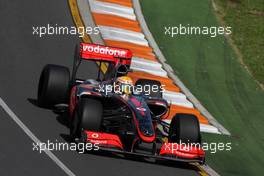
left=81, top=131, right=205, bottom=164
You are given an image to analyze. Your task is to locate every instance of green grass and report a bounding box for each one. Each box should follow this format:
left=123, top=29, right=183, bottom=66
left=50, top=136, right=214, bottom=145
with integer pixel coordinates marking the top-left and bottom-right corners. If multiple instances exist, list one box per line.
left=214, top=0, right=264, bottom=86
left=140, top=0, right=264, bottom=175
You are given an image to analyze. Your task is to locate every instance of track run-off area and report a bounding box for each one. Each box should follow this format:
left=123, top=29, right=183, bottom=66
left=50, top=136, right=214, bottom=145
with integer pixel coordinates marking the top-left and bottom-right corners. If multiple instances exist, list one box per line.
left=141, top=0, right=264, bottom=175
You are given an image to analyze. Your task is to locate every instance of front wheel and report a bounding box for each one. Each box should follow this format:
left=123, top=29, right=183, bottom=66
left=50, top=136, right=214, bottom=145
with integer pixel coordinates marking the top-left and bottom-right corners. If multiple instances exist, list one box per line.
left=168, top=114, right=201, bottom=144
left=70, top=98, right=103, bottom=139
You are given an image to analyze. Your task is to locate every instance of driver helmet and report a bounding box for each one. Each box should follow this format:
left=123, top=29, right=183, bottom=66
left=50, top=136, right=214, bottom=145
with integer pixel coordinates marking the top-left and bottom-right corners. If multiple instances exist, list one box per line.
left=116, top=76, right=133, bottom=95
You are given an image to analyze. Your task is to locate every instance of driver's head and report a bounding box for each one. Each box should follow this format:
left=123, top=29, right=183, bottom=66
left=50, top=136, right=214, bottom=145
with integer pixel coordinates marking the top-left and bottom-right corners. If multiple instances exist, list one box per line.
left=116, top=76, right=133, bottom=95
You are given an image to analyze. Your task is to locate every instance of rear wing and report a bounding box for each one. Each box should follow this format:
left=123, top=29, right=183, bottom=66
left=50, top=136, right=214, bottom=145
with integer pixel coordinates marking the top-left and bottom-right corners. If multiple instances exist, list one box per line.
left=80, top=43, right=132, bottom=65
left=71, top=43, right=133, bottom=82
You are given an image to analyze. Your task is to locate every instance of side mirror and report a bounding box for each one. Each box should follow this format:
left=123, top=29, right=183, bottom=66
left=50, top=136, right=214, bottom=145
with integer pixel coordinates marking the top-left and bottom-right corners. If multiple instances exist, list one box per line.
left=116, top=64, right=129, bottom=77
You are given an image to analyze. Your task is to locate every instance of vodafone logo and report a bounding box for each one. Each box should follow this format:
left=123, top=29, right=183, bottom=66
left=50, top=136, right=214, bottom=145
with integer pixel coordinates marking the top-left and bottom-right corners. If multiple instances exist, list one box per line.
left=82, top=44, right=128, bottom=58
left=91, top=133, right=99, bottom=138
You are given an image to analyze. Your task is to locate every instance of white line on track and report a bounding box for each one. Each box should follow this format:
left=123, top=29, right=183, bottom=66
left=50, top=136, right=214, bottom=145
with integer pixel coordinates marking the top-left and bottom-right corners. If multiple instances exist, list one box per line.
left=0, top=97, right=75, bottom=176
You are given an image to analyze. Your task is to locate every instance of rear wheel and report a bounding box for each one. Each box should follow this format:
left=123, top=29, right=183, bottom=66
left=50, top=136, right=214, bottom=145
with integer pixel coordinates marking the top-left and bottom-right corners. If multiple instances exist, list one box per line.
left=135, top=79, right=162, bottom=98
left=70, top=98, right=103, bottom=139
left=37, top=64, right=70, bottom=107
left=168, top=114, right=201, bottom=144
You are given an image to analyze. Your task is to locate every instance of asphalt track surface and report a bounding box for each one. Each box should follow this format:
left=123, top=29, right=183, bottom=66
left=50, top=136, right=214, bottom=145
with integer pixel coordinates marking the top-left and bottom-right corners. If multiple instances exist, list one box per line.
left=0, top=1, right=198, bottom=175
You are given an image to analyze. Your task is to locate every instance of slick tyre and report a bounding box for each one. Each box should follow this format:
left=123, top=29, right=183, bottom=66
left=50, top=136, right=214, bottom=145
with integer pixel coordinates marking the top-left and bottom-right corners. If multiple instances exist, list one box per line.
left=70, top=98, right=103, bottom=139
left=38, top=64, right=70, bottom=107
left=168, top=114, right=201, bottom=144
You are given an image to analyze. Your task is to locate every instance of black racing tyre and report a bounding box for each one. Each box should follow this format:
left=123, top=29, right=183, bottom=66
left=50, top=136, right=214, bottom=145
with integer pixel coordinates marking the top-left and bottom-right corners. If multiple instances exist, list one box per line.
left=135, top=79, right=162, bottom=98
left=37, top=64, right=70, bottom=107
left=70, top=98, right=103, bottom=139
left=168, top=114, right=201, bottom=144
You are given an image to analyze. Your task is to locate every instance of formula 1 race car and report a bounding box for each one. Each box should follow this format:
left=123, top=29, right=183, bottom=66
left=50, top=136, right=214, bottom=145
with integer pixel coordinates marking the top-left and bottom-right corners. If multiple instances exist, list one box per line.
left=37, top=43, right=205, bottom=164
